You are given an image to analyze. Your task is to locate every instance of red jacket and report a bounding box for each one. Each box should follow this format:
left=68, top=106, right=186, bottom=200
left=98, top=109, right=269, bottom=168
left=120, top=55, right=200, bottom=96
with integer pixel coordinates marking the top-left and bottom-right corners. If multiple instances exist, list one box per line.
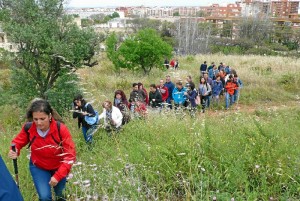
left=157, top=85, right=169, bottom=101
left=170, top=60, right=175, bottom=67
left=225, top=81, right=238, bottom=95
left=12, top=119, right=76, bottom=182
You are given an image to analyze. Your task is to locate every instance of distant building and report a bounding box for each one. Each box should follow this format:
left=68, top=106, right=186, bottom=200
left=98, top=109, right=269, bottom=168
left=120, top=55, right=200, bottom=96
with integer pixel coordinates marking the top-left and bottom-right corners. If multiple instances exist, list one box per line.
left=270, top=0, right=299, bottom=17
left=173, top=7, right=201, bottom=16
left=147, top=7, right=174, bottom=17
left=93, top=18, right=128, bottom=29
left=237, top=0, right=300, bottom=17
left=200, top=3, right=242, bottom=17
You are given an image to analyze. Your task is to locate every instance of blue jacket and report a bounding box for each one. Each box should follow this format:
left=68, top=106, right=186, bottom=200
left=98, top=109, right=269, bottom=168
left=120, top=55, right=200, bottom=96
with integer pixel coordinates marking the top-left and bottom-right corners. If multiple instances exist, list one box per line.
left=212, top=80, right=223, bottom=96
left=172, top=87, right=187, bottom=104
left=0, top=156, right=24, bottom=201
left=208, top=68, right=214, bottom=79
left=165, top=81, right=175, bottom=99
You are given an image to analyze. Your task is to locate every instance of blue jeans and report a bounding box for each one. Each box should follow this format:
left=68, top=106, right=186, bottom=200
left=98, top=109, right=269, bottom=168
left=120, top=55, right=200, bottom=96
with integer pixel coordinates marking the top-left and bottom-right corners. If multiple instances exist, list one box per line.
left=225, top=92, right=234, bottom=109
left=206, top=95, right=211, bottom=108
left=82, top=126, right=91, bottom=143
left=166, top=97, right=173, bottom=109
left=29, top=161, right=66, bottom=201
left=234, top=89, right=239, bottom=103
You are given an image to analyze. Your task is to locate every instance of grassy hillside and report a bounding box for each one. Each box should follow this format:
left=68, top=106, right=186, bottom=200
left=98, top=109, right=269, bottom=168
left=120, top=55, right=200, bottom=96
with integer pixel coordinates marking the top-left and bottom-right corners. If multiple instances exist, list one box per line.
left=0, top=54, right=300, bottom=200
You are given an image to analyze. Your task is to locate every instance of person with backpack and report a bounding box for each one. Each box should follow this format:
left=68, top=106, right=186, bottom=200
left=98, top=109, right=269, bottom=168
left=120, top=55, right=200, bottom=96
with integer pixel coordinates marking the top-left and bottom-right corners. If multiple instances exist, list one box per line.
left=233, top=73, right=243, bottom=103
left=138, top=82, right=149, bottom=105
left=200, top=61, right=207, bottom=76
left=165, top=75, right=175, bottom=109
left=99, top=101, right=123, bottom=133
left=184, top=82, right=198, bottom=111
left=211, top=74, right=223, bottom=106
left=149, top=84, right=163, bottom=109
left=113, top=90, right=130, bottom=125
left=172, top=81, right=187, bottom=110
left=8, top=99, right=76, bottom=201
left=73, top=94, right=98, bottom=143
left=198, top=76, right=211, bottom=113
left=203, top=72, right=213, bottom=108
left=225, top=74, right=239, bottom=110
left=157, top=79, right=169, bottom=103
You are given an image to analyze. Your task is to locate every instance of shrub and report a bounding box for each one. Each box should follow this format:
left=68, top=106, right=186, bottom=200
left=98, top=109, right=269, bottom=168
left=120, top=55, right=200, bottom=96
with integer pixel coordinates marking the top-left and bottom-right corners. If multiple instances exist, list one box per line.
left=245, top=47, right=277, bottom=56
left=278, top=73, right=299, bottom=92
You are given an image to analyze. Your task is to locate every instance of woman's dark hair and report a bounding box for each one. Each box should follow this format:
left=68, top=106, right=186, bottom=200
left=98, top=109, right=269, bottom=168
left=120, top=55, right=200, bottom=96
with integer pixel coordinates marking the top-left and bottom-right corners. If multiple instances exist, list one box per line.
left=138, top=82, right=143, bottom=88
left=189, top=82, right=195, bottom=90
left=73, top=94, right=87, bottom=107
left=150, top=84, right=156, bottom=88
left=26, top=99, right=53, bottom=120
left=114, top=90, right=127, bottom=102
left=200, top=76, right=206, bottom=84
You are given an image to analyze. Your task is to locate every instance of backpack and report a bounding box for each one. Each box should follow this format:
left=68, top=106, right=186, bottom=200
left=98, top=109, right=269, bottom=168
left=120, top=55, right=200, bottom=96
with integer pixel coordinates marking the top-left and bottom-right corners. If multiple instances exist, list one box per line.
left=24, top=121, right=61, bottom=149
left=84, top=103, right=99, bottom=125
left=195, top=89, right=201, bottom=105
left=206, top=83, right=212, bottom=96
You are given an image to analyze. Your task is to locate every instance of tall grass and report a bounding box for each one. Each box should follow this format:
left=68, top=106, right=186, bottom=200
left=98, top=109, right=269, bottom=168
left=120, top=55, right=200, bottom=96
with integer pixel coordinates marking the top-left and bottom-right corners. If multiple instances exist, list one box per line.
left=0, top=53, right=300, bottom=200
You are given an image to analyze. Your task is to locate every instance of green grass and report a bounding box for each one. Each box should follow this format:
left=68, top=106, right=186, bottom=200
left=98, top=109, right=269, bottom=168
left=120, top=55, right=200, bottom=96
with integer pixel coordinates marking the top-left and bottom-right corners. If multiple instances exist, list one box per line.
left=0, top=53, right=300, bottom=200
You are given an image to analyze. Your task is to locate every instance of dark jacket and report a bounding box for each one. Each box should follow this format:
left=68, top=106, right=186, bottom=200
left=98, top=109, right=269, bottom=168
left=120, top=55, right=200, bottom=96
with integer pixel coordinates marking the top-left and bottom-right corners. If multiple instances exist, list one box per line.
left=73, top=102, right=96, bottom=129
left=186, top=89, right=198, bottom=108
left=200, top=63, right=207, bottom=72
left=129, top=90, right=145, bottom=103
left=149, top=89, right=163, bottom=108
left=0, top=156, right=24, bottom=201
left=164, top=81, right=175, bottom=99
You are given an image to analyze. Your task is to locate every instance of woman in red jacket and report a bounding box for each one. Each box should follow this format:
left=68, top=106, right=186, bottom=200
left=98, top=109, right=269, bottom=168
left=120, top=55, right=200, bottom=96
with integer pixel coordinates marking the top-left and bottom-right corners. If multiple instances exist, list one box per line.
left=8, top=99, right=76, bottom=201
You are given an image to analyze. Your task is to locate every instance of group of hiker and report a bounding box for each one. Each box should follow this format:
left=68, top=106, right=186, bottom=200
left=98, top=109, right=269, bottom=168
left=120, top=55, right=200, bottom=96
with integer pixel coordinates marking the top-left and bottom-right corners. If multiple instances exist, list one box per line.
left=3, top=59, right=243, bottom=201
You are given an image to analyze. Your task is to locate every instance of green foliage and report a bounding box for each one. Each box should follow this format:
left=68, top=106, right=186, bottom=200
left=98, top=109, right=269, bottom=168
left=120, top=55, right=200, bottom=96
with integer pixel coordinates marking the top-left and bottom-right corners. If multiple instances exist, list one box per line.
left=81, top=18, right=93, bottom=27
left=268, top=43, right=289, bottom=52
left=185, top=55, right=195, bottom=62
left=127, top=18, right=162, bottom=33
left=173, top=11, right=180, bottom=16
left=106, top=29, right=173, bottom=75
left=106, top=32, right=121, bottom=72
left=0, top=0, right=99, bottom=102
left=10, top=67, right=81, bottom=113
left=245, top=47, right=277, bottom=56
left=211, top=45, right=244, bottom=55
left=45, top=73, right=81, bottom=115
left=278, top=73, right=299, bottom=92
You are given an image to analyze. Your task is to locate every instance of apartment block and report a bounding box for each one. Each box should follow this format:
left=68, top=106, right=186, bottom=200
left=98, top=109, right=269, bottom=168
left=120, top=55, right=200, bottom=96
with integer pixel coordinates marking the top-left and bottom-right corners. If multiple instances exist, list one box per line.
left=199, top=3, right=242, bottom=17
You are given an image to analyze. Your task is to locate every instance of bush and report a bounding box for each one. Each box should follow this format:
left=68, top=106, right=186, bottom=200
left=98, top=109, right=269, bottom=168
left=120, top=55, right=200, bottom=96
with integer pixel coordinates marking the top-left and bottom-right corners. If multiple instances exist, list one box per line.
left=185, top=55, right=195, bottom=62
left=245, top=47, right=277, bottom=56
left=278, top=73, right=300, bottom=92
left=268, top=43, right=289, bottom=52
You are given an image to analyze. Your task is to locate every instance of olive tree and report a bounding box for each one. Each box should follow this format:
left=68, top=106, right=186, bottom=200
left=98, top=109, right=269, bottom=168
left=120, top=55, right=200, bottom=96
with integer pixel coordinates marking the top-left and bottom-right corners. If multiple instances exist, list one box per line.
left=0, top=0, right=99, bottom=103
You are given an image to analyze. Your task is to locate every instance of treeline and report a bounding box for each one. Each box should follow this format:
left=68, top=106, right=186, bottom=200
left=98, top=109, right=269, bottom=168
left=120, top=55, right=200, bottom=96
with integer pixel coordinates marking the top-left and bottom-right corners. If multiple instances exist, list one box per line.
left=112, top=16, right=300, bottom=57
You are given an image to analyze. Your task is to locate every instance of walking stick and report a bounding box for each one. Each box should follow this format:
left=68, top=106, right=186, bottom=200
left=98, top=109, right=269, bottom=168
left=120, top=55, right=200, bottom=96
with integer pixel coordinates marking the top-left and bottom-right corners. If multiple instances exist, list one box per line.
left=11, top=144, right=20, bottom=188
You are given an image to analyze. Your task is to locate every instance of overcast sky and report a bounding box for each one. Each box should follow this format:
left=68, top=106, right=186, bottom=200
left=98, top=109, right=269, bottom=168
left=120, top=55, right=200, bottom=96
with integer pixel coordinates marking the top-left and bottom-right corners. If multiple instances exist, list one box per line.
left=66, top=0, right=237, bottom=8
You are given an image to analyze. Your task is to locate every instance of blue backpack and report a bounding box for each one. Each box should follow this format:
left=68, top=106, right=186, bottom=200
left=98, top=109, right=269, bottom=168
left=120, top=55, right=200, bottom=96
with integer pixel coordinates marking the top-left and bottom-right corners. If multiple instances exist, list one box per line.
left=84, top=103, right=99, bottom=125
